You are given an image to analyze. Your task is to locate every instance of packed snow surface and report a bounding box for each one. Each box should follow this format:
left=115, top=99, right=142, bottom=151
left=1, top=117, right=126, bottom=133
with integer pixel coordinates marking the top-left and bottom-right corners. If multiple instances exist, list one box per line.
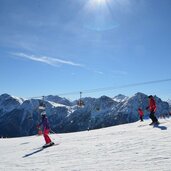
left=0, top=118, right=171, bottom=171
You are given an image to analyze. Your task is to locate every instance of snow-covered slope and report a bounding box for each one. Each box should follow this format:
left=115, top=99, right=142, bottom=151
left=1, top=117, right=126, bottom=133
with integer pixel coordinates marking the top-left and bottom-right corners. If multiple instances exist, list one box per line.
left=45, top=95, right=72, bottom=106
left=0, top=118, right=171, bottom=171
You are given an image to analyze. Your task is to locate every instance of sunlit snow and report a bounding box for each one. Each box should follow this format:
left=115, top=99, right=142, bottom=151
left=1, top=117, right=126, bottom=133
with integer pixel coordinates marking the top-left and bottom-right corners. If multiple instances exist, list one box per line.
left=0, top=118, right=171, bottom=171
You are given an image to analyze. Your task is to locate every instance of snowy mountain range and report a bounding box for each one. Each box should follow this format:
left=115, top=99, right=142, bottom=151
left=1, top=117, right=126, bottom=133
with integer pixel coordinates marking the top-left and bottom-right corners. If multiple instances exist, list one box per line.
left=0, top=92, right=170, bottom=138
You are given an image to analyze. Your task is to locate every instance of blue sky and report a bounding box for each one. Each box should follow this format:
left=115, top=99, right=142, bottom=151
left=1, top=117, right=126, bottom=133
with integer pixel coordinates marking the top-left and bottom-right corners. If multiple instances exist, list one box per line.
left=0, top=0, right=171, bottom=100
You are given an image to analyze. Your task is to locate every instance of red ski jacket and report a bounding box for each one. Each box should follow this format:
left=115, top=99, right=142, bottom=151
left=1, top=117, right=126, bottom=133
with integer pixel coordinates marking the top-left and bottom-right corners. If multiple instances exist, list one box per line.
left=138, top=109, right=144, bottom=116
left=149, top=98, right=156, bottom=112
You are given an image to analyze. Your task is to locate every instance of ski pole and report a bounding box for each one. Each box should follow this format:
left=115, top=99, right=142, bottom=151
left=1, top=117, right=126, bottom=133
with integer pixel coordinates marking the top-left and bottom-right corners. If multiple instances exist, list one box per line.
left=50, top=129, right=58, bottom=134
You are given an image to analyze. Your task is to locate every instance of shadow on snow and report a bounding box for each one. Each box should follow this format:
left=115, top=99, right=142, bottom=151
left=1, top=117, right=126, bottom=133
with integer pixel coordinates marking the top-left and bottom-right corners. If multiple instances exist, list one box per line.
left=153, top=125, right=167, bottom=130
left=23, top=148, right=43, bottom=158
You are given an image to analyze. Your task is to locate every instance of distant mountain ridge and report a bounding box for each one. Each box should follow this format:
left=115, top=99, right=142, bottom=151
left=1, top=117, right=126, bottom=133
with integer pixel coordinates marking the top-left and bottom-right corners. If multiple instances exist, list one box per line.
left=0, top=92, right=170, bottom=137
left=113, top=94, right=129, bottom=102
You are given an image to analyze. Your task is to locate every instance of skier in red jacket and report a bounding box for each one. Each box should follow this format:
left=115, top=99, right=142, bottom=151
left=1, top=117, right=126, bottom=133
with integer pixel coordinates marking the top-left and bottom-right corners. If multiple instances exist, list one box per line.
left=37, top=111, right=54, bottom=147
left=146, top=95, right=159, bottom=125
left=138, top=108, right=144, bottom=121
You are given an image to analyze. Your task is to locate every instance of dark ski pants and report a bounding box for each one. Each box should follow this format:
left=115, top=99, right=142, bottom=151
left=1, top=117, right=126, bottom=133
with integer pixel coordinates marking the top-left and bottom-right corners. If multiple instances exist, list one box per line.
left=149, top=111, right=158, bottom=123
left=140, top=116, right=143, bottom=121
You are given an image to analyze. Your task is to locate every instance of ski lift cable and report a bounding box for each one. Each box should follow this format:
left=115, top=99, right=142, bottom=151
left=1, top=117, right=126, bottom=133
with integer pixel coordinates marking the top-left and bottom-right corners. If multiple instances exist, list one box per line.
left=27, top=78, right=171, bottom=99
left=58, top=78, right=171, bottom=96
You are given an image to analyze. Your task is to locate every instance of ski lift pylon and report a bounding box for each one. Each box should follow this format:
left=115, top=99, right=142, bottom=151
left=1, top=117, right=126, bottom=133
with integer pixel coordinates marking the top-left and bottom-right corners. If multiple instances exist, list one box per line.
left=77, top=92, right=85, bottom=107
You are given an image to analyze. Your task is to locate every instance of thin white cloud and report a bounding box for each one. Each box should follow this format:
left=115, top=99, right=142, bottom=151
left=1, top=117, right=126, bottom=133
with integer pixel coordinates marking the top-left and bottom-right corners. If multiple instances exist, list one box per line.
left=11, top=52, right=83, bottom=67
left=111, top=70, right=128, bottom=76
left=94, top=70, right=104, bottom=75
left=85, top=67, right=105, bottom=75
